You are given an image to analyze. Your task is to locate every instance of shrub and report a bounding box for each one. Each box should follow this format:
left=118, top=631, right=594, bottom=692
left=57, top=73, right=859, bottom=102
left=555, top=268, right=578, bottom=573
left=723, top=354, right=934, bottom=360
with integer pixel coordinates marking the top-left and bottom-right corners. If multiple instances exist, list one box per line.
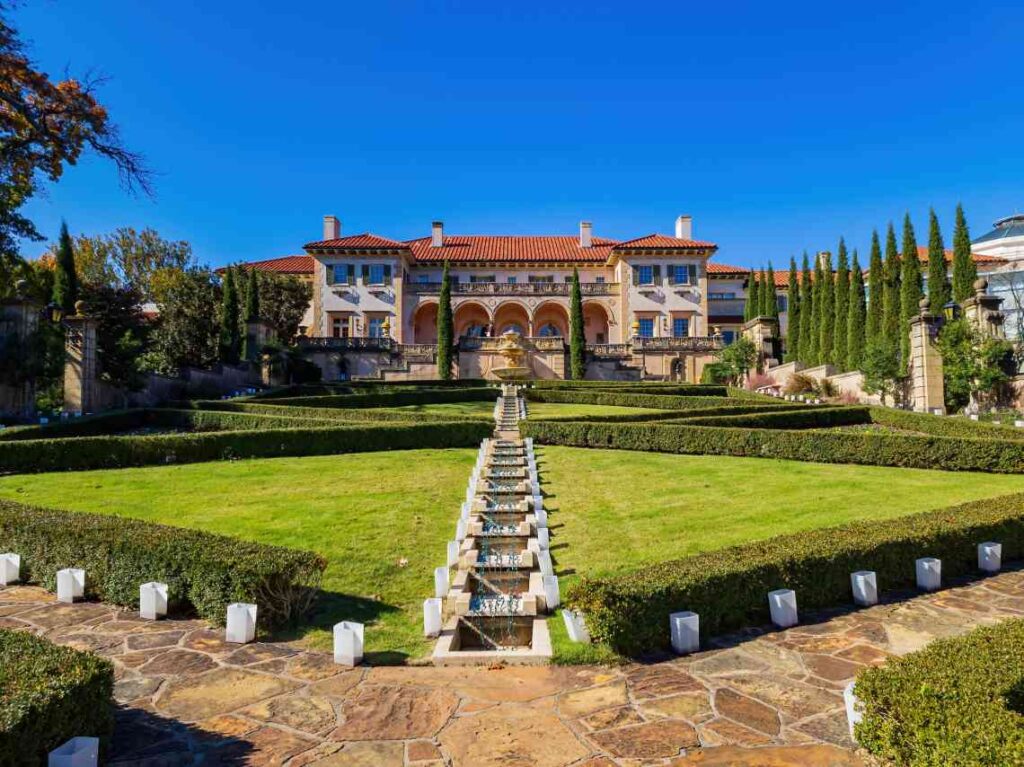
left=520, top=419, right=1024, bottom=473
left=0, top=630, right=113, bottom=765
left=0, top=420, right=492, bottom=474
left=0, top=499, right=326, bottom=628
left=0, top=410, right=149, bottom=441
left=567, top=492, right=1024, bottom=655
left=669, top=406, right=871, bottom=430
left=745, top=373, right=775, bottom=391
left=524, top=388, right=793, bottom=411
left=784, top=372, right=817, bottom=395
left=191, top=400, right=490, bottom=424
left=817, top=377, right=838, bottom=398
left=270, top=387, right=496, bottom=409
left=700, top=362, right=730, bottom=384
left=870, top=407, right=1024, bottom=442
left=855, top=619, right=1024, bottom=765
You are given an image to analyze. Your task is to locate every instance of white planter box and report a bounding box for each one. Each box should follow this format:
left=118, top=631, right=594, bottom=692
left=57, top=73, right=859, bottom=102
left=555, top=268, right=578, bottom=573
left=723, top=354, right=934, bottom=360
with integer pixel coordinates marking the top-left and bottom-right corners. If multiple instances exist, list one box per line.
left=916, top=557, right=941, bottom=591
left=542, top=574, right=560, bottom=610
left=843, top=682, right=864, bottom=740
left=537, top=529, right=550, bottom=549
left=850, top=571, right=878, bottom=607
left=434, top=566, right=449, bottom=598
left=446, top=540, right=460, bottom=567
left=532, top=496, right=544, bottom=513
left=56, top=568, right=85, bottom=603
left=423, top=597, right=442, bottom=637
left=225, top=602, right=257, bottom=643
left=534, top=509, right=548, bottom=529
left=139, top=581, right=168, bottom=620
left=538, top=550, right=554, bottom=576
left=334, top=620, right=364, bottom=666
left=48, top=736, right=99, bottom=767
left=1015, top=420, right=1024, bottom=428
left=978, top=542, right=1002, bottom=573
left=768, top=589, right=798, bottom=628
left=561, top=609, right=591, bottom=643
left=669, top=611, right=700, bottom=655
left=456, top=520, right=467, bottom=542
left=0, top=553, right=20, bottom=586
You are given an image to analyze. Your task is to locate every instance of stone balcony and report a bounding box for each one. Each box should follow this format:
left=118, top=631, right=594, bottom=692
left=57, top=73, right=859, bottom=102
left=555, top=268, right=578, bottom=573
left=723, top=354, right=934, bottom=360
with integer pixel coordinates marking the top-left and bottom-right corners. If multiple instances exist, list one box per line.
left=407, top=282, right=619, bottom=297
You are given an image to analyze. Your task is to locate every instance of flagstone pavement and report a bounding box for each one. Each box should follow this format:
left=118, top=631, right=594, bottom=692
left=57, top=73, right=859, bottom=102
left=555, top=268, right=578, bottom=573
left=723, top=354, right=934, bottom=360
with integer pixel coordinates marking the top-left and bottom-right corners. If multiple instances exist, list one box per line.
left=4, top=567, right=1024, bottom=766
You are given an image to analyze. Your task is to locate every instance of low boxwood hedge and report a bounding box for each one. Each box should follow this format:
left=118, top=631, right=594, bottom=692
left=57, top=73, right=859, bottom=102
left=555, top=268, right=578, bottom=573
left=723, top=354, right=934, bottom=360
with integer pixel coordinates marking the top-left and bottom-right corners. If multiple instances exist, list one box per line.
left=870, top=407, right=1024, bottom=441
left=190, top=400, right=490, bottom=423
left=0, top=629, right=113, bottom=765
left=669, top=405, right=871, bottom=429
left=269, top=386, right=496, bottom=409
left=568, top=492, right=1024, bottom=655
left=0, top=499, right=326, bottom=628
left=524, top=388, right=793, bottom=411
left=520, top=420, right=1024, bottom=473
left=0, top=410, right=150, bottom=442
left=0, top=420, right=492, bottom=474
left=855, top=618, right=1024, bottom=765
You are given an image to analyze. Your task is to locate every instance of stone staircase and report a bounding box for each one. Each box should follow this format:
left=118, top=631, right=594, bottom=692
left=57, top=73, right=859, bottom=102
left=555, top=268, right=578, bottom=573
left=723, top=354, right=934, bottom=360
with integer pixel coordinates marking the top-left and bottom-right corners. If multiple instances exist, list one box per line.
left=432, top=385, right=554, bottom=664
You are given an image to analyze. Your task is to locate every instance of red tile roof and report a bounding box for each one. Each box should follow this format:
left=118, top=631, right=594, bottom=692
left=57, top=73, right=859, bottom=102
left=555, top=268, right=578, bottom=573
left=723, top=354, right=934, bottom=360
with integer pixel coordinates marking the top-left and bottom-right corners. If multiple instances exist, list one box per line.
left=706, top=263, right=750, bottom=275
left=222, top=255, right=314, bottom=275
left=406, top=235, right=620, bottom=263
left=303, top=233, right=407, bottom=250
left=616, top=234, right=718, bottom=249
left=915, top=246, right=1003, bottom=264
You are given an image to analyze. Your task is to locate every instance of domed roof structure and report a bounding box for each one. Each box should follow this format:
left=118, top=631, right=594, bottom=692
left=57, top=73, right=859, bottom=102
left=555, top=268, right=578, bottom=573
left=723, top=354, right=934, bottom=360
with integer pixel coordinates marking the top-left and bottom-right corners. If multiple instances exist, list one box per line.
left=973, top=213, right=1024, bottom=259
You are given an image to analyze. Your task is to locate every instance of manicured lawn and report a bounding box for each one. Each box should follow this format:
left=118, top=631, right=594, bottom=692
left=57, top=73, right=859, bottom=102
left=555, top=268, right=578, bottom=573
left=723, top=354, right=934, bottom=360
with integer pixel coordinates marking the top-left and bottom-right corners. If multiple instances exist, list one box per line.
left=391, top=400, right=667, bottom=419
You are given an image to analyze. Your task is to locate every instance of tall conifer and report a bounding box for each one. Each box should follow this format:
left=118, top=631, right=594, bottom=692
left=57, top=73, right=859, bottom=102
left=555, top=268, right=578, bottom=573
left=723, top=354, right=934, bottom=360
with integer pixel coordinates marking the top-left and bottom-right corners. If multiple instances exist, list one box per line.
left=809, top=253, right=823, bottom=365
left=764, top=265, right=779, bottom=320
left=744, top=271, right=758, bottom=321
left=241, top=267, right=260, bottom=361
left=847, top=251, right=866, bottom=370
left=798, top=252, right=814, bottom=363
left=926, top=208, right=951, bottom=313
left=437, top=261, right=454, bottom=379
left=817, top=251, right=834, bottom=366
left=833, top=239, right=850, bottom=370
left=53, top=221, right=79, bottom=314
left=899, top=213, right=922, bottom=372
left=219, top=266, right=240, bottom=364
left=865, top=230, right=883, bottom=347
left=568, top=268, right=585, bottom=379
left=951, top=203, right=976, bottom=303
left=785, top=256, right=800, bottom=362
left=881, top=223, right=902, bottom=365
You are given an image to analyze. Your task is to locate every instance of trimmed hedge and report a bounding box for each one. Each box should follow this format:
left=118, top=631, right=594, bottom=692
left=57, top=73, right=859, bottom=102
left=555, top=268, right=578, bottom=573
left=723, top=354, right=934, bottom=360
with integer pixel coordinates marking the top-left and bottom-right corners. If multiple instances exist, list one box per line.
left=669, top=406, right=871, bottom=430
left=269, top=387, right=496, bottom=409
left=0, top=410, right=149, bottom=442
left=855, top=618, right=1024, bottom=765
left=530, top=381, right=730, bottom=396
left=0, top=420, right=492, bottom=474
left=870, top=407, right=1024, bottom=441
left=524, top=388, right=795, bottom=411
left=521, top=420, right=1024, bottom=473
left=0, top=499, right=326, bottom=628
left=567, top=492, right=1024, bottom=655
left=0, top=629, right=113, bottom=765
left=191, top=400, right=490, bottom=424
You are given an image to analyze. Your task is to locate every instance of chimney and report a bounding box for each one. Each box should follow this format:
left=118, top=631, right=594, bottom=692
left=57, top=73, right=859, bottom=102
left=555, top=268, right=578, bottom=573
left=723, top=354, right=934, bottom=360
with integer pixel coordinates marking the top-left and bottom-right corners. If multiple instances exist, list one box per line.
left=431, top=221, right=444, bottom=248
left=323, top=215, right=340, bottom=241
left=675, top=215, right=692, bottom=240
left=579, top=221, right=593, bottom=248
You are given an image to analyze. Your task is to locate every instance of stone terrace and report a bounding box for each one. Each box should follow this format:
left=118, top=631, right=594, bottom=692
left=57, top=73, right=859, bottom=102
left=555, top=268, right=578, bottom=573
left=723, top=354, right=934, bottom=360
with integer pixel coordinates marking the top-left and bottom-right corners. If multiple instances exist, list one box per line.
left=3, top=567, right=1024, bottom=765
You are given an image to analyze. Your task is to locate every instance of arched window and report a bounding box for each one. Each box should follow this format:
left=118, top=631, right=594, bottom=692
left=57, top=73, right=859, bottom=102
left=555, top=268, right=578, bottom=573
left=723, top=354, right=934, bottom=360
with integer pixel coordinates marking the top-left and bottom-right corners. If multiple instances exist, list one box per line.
left=538, top=323, right=561, bottom=337
left=499, top=323, right=524, bottom=335
left=464, top=323, right=486, bottom=337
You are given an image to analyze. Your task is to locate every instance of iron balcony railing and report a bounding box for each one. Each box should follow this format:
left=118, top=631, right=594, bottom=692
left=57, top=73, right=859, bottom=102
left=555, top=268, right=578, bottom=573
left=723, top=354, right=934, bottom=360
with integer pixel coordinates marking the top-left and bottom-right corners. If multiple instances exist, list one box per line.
left=407, top=282, right=619, bottom=297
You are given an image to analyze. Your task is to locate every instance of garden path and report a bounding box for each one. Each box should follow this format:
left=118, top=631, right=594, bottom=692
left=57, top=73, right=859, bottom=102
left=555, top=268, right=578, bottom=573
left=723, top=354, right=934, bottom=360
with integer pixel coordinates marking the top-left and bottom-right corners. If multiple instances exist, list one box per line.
left=3, top=566, right=1023, bottom=765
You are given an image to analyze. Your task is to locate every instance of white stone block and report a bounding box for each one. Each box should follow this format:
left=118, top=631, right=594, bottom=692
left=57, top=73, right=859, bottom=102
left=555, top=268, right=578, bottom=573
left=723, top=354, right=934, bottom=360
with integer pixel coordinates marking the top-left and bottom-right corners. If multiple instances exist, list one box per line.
left=524, top=438, right=533, bottom=449
left=447, top=540, right=460, bottom=567
left=768, top=589, right=798, bottom=628
left=0, top=553, right=20, bottom=585
left=460, top=502, right=470, bottom=521
left=535, top=509, right=548, bottom=528
left=456, top=520, right=467, bottom=542
left=542, top=574, right=560, bottom=610
left=532, top=496, right=544, bottom=513
left=334, top=620, right=364, bottom=666
left=139, top=581, right=168, bottom=620
left=527, top=539, right=540, bottom=554
left=56, top=568, right=85, bottom=603
left=669, top=611, right=700, bottom=655
left=850, top=571, right=878, bottom=607
left=843, top=682, right=864, bottom=740
left=225, top=602, right=257, bottom=643
left=434, top=566, right=449, bottom=598
left=538, top=550, right=554, bottom=576
left=561, top=609, right=591, bottom=643
left=537, top=528, right=550, bottom=549
left=423, top=597, right=442, bottom=637
left=978, top=542, right=1002, bottom=573
left=1016, top=420, right=1024, bottom=428
left=969, top=414, right=979, bottom=421
left=48, top=736, right=99, bottom=767
left=916, top=557, right=941, bottom=591
left=530, top=481, right=541, bottom=495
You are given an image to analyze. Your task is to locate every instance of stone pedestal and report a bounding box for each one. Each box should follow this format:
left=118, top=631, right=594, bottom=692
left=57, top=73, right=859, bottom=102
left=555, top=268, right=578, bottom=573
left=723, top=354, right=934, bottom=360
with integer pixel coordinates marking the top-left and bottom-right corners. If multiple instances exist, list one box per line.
left=962, top=278, right=1006, bottom=338
left=63, top=312, right=99, bottom=415
left=0, top=295, right=40, bottom=417
left=741, top=316, right=780, bottom=371
left=245, top=320, right=277, bottom=362
left=907, top=299, right=945, bottom=414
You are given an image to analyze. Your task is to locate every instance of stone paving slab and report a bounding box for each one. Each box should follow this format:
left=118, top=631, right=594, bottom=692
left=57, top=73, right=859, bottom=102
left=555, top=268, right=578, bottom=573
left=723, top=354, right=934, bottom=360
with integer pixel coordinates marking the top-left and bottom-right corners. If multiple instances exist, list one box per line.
left=3, top=567, right=1023, bottom=765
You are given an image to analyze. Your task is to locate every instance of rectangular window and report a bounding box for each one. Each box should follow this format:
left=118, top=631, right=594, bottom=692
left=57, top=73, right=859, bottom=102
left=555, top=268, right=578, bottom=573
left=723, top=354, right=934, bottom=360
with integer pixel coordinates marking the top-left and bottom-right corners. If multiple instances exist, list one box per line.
left=637, top=265, right=654, bottom=285
left=417, top=274, right=430, bottom=284
left=708, top=292, right=737, bottom=300
left=331, top=265, right=346, bottom=285
left=723, top=330, right=736, bottom=344
left=368, top=264, right=386, bottom=285
left=469, top=274, right=496, bottom=283
left=595, top=276, right=605, bottom=284
left=528, top=275, right=555, bottom=284
left=331, top=317, right=350, bottom=338
left=672, top=265, right=690, bottom=285
left=368, top=317, right=386, bottom=337
left=673, top=317, right=690, bottom=338
left=638, top=317, right=655, bottom=338
left=777, top=295, right=788, bottom=312
left=507, top=276, right=517, bottom=284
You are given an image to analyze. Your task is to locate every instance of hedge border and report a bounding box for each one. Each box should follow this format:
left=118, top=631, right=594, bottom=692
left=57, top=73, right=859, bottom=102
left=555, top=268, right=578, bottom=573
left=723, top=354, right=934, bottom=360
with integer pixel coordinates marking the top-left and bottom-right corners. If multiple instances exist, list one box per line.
left=269, top=387, right=497, bottom=409
left=869, top=407, right=1024, bottom=441
left=189, top=400, right=491, bottom=424
left=524, top=388, right=800, bottom=411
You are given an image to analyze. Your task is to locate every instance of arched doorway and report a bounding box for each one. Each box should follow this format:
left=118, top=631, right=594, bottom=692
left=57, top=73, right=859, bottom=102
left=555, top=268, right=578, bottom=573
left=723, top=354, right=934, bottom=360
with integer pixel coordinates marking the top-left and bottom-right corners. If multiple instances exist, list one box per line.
left=412, top=303, right=439, bottom=344
left=493, top=302, right=531, bottom=336
left=532, top=302, right=570, bottom=339
left=453, top=302, right=491, bottom=338
left=583, top=302, right=611, bottom=344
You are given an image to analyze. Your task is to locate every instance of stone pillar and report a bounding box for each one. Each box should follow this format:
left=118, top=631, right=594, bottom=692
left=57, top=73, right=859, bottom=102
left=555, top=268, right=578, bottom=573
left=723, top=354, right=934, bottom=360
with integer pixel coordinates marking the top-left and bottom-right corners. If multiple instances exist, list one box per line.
left=63, top=305, right=99, bottom=415
left=0, top=290, right=41, bottom=418
left=962, top=278, right=1006, bottom=338
left=741, top=316, right=780, bottom=371
left=907, top=298, right=945, bottom=414
left=244, top=320, right=277, bottom=361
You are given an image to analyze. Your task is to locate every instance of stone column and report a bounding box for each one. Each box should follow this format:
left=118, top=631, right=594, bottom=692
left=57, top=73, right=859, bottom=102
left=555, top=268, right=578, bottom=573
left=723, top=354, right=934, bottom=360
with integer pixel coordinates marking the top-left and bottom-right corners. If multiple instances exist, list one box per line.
left=741, top=316, right=780, bottom=372
left=63, top=305, right=99, bottom=415
left=962, top=278, right=1006, bottom=338
left=0, top=289, right=41, bottom=418
left=244, top=320, right=277, bottom=361
left=907, top=298, right=945, bottom=414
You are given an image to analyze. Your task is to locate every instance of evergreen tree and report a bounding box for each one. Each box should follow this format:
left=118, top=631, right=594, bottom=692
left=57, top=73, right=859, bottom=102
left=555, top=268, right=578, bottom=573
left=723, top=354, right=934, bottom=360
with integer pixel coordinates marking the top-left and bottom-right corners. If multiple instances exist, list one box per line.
left=785, top=256, right=800, bottom=362
left=833, top=239, right=850, bottom=370
left=764, top=264, right=779, bottom=320
left=926, top=208, right=951, bottom=314
left=241, top=267, right=260, bottom=361
left=865, top=230, right=883, bottom=347
left=436, top=261, right=454, bottom=379
left=951, top=203, right=976, bottom=303
left=568, top=268, right=585, bottom=380
left=52, top=220, right=79, bottom=314
left=847, top=251, right=866, bottom=370
left=899, top=213, right=923, bottom=373
left=798, top=252, right=814, bottom=363
left=881, top=223, right=902, bottom=368
left=809, top=253, right=824, bottom=365
left=219, top=266, right=240, bottom=364
left=744, top=271, right=758, bottom=321
left=817, top=251, right=834, bottom=366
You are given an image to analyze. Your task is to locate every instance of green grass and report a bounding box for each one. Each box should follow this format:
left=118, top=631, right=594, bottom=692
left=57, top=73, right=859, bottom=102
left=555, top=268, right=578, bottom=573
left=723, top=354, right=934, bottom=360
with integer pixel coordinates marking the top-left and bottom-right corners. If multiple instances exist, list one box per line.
left=391, top=400, right=667, bottom=419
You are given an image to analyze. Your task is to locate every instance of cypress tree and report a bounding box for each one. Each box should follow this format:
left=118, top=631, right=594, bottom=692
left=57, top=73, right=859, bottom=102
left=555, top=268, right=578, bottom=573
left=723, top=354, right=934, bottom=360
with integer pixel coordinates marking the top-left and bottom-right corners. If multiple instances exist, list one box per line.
left=881, top=223, right=902, bottom=365
left=764, top=264, right=779, bottom=320
left=744, top=271, right=758, bottom=321
left=241, top=267, right=260, bottom=361
left=53, top=220, right=79, bottom=314
left=926, top=208, right=951, bottom=314
left=847, top=251, right=866, bottom=370
left=785, top=256, right=800, bottom=362
left=809, top=253, right=823, bottom=365
left=757, top=267, right=769, bottom=317
left=899, top=213, right=922, bottom=373
left=865, top=230, right=883, bottom=347
left=798, top=252, right=814, bottom=363
left=219, top=266, right=241, bottom=364
left=569, top=268, right=585, bottom=380
left=817, top=251, right=834, bottom=366
left=436, top=261, right=454, bottom=379
left=833, top=239, right=850, bottom=370
left=951, top=203, right=976, bottom=303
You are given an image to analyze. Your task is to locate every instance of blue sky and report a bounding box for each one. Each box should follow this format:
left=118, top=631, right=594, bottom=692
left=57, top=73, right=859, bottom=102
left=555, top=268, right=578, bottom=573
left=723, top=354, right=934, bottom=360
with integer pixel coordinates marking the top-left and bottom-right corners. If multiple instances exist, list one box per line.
left=12, top=1, right=1024, bottom=269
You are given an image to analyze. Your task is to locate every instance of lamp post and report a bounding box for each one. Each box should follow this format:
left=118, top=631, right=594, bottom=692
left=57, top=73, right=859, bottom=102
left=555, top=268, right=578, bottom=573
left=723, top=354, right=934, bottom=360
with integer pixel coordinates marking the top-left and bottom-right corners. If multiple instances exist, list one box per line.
left=943, top=301, right=961, bottom=323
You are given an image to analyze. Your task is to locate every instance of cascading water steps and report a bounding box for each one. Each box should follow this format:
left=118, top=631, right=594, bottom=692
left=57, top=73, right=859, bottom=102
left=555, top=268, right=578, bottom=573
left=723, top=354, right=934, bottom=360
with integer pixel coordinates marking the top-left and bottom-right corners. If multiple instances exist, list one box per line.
left=431, top=384, right=554, bottom=664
